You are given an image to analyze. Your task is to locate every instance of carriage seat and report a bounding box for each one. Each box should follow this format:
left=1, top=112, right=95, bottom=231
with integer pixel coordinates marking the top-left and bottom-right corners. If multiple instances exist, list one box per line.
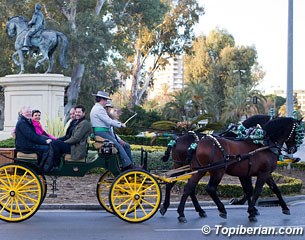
left=16, top=152, right=38, bottom=160
left=64, top=154, right=85, bottom=162
left=92, top=136, right=118, bottom=154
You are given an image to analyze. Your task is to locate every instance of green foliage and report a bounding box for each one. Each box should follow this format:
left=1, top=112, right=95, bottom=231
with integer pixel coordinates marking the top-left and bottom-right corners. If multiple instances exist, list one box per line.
left=277, top=162, right=305, bottom=171
left=120, top=136, right=169, bottom=146
left=45, top=116, right=67, bottom=138
left=151, top=113, right=223, bottom=134
left=130, top=145, right=167, bottom=152
left=174, top=173, right=302, bottom=198
left=0, top=138, right=15, bottom=148
left=183, top=29, right=265, bottom=123
left=132, top=150, right=173, bottom=171
left=117, top=105, right=162, bottom=135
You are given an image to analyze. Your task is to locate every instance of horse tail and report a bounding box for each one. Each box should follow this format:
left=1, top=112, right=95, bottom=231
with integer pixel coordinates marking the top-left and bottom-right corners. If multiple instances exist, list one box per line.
left=161, top=140, right=176, bottom=162
left=56, top=31, right=68, bottom=68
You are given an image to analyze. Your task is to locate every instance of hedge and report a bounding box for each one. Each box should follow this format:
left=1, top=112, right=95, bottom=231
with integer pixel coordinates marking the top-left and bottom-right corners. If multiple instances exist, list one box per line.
left=173, top=173, right=302, bottom=198
left=0, top=136, right=172, bottom=148
left=0, top=138, right=15, bottom=148
left=120, top=135, right=171, bottom=146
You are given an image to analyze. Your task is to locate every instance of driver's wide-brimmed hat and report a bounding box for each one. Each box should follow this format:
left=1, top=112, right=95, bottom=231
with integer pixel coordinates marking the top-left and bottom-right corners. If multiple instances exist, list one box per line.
left=92, top=91, right=111, bottom=99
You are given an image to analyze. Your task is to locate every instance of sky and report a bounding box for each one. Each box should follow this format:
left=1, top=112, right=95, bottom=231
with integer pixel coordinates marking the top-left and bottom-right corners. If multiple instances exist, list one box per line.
left=194, top=0, right=305, bottom=93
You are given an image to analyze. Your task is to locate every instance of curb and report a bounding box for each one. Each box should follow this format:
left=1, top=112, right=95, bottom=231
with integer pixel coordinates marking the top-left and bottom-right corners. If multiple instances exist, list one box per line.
left=40, top=195, right=305, bottom=210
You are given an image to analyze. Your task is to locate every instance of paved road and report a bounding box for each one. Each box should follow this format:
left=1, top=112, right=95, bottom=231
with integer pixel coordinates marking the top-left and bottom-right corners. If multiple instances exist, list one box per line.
left=1, top=202, right=305, bottom=240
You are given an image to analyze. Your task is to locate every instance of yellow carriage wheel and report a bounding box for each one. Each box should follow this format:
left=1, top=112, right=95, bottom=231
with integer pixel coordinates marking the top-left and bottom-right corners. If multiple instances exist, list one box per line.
left=96, top=171, right=115, bottom=214
left=109, top=170, right=161, bottom=223
left=39, top=175, right=47, bottom=203
left=1, top=174, right=46, bottom=215
left=0, top=164, right=42, bottom=222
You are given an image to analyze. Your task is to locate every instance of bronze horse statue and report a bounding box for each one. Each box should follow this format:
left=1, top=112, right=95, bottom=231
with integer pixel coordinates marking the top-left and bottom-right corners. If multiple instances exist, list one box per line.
left=176, top=117, right=302, bottom=223
left=159, top=114, right=271, bottom=217
left=6, top=16, right=68, bottom=74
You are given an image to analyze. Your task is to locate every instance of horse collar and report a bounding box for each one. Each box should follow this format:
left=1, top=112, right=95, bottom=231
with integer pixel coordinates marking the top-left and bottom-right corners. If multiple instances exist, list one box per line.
left=206, top=135, right=226, bottom=154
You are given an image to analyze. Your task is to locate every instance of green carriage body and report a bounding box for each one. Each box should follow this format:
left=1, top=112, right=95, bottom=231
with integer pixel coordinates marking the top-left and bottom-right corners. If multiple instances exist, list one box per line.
left=14, top=151, right=121, bottom=177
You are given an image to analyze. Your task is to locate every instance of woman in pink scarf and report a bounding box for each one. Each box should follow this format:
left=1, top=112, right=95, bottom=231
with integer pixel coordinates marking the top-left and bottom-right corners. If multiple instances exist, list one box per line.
left=32, top=110, right=57, bottom=139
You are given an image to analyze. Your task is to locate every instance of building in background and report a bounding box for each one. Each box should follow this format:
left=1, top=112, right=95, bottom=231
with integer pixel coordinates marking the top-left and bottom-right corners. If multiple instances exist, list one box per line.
left=149, top=55, right=184, bottom=99
left=273, top=89, right=305, bottom=114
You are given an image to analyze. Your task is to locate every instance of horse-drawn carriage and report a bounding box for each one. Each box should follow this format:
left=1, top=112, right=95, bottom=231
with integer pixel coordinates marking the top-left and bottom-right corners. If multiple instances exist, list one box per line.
left=0, top=136, right=163, bottom=223
left=0, top=116, right=303, bottom=224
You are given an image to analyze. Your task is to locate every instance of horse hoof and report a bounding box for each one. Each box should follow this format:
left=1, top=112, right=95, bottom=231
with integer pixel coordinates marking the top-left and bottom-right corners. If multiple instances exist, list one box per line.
left=178, top=216, right=187, bottom=223
left=282, top=209, right=290, bottom=215
left=159, top=206, right=167, bottom=216
left=254, top=210, right=260, bottom=216
left=219, top=213, right=227, bottom=219
left=249, top=216, right=257, bottom=222
left=199, top=211, right=207, bottom=218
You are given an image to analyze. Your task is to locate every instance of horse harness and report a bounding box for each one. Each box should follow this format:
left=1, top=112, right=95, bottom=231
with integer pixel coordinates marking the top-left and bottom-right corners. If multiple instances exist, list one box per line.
left=172, top=131, right=201, bottom=165
left=192, top=134, right=275, bottom=175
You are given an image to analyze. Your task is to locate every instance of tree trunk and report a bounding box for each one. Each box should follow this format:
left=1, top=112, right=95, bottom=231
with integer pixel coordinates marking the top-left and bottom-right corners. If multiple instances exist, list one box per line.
left=64, top=63, right=85, bottom=118
left=129, top=48, right=142, bottom=109
left=95, top=0, right=106, bottom=16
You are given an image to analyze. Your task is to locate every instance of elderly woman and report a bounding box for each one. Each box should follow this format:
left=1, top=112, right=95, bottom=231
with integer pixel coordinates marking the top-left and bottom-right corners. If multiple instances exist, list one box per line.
left=15, top=106, right=52, bottom=158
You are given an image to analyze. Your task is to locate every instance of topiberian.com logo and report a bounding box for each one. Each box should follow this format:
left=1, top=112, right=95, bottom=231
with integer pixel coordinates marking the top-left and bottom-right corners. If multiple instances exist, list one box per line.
left=201, top=224, right=304, bottom=237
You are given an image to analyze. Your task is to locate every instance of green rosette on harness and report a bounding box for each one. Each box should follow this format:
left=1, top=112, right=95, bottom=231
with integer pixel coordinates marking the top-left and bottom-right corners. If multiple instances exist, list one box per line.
left=186, top=142, right=197, bottom=162
left=167, top=139, right=177, bottom=148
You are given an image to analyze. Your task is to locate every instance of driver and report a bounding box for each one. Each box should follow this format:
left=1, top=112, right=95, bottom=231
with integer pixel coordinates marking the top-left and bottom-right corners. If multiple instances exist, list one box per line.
left=23, top=3, right=45, bottom=51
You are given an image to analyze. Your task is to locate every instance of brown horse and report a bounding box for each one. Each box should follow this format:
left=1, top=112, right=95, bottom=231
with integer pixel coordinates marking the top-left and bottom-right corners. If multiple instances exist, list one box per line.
left=176, top=117, right=302, bottom=222
left=159, top=115, right=271, bottom=217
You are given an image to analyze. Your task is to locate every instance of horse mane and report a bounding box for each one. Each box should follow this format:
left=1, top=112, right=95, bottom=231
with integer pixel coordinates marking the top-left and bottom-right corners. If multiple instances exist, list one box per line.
left=8, top=15, right=28, bottom=23
left=263, top=117, right=294, bottom=141
left=242, top=114, right=271, bottom=128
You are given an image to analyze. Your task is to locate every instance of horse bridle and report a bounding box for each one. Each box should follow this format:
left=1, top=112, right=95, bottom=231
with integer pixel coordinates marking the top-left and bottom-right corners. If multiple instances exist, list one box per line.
left=281, top=122, right=297, bottom=154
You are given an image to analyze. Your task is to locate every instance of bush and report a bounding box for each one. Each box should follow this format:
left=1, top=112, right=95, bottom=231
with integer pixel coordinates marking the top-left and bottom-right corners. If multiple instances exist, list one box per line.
left=174, top=173, right=302, bottom=198
left=0, top=138, right=15, bottom=148
left=121, top=135, right=171, bottom=146
left=132, top=150, right=173, bottom=171
left=277, top=162, right=305, bottom=171
left=131, top=145, right=166, bottom=152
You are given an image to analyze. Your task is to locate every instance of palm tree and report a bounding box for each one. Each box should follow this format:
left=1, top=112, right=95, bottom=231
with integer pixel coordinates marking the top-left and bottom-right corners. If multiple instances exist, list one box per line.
left=185, top=79, right=207, bottom=115
left=162, top=90, right=191, bottom=121
left=222, top=85, right=265, bottom=123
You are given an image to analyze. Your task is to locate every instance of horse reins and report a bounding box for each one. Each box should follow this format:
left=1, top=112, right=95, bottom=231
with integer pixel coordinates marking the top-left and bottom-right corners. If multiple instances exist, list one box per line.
left=193, top=134, right=273, bottom=174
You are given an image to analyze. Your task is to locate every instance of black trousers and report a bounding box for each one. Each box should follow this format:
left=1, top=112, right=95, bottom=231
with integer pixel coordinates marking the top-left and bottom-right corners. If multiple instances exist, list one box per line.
left=51, top=140, right=71, bottom=165
left=41, top=140, right=71, bottom=173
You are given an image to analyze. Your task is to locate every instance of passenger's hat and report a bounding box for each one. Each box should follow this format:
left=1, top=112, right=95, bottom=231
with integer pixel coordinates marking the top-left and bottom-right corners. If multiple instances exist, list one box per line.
left=92, top=91, right=111, bottom=99
left=105, top=99, right=113, bottom=108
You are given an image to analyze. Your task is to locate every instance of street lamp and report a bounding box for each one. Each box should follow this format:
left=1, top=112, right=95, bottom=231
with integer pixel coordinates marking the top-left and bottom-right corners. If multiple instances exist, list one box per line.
left=233, top=69, right=246, bottom=98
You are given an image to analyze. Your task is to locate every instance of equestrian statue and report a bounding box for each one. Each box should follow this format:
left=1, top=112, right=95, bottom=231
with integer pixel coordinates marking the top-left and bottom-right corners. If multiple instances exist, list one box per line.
left=6, top=3, right=68, bottom=74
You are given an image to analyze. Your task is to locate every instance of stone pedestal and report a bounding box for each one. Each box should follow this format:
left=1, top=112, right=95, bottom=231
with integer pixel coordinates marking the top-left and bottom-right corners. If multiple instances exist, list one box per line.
left=0, top=74, right=70, bottom=140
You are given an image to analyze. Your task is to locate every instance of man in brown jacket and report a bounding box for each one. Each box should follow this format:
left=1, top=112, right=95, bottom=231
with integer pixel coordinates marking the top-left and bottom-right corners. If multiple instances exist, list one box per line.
left=40, top=105, right=92, bottom=173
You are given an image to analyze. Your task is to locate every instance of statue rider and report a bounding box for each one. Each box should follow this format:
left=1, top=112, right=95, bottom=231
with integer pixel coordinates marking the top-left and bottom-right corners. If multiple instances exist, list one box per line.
left=22, top=3, right=45, bottom=51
